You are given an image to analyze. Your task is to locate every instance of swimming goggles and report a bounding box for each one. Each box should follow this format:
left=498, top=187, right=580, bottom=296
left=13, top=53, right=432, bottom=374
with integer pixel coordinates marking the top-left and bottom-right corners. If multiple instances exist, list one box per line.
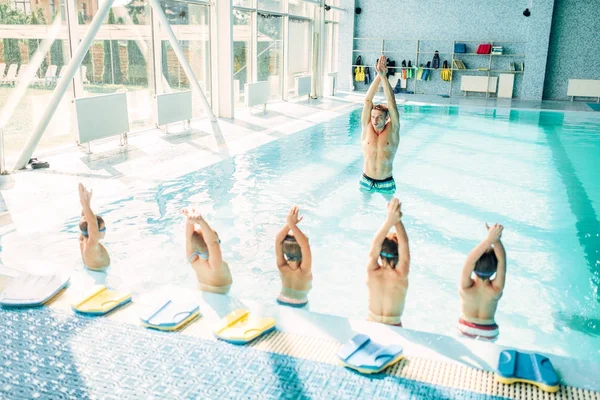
left=285, top=254, right=302, bottom=262
left=81, top=226, right=107, bottom=237
left=474, top=270, right=495, bottom=278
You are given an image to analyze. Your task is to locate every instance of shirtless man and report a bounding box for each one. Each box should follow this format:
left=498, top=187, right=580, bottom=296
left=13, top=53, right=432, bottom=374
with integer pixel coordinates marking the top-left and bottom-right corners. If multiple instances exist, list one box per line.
left=78, top=183, right=110, bottom=270
left=360, top=55, right=400, bottom=195
left=367, top=198, right=410, bottom=326
left=458, top=223, right=507, bottom=341
left=275, top=206, right=312, bottom=308
left=183, top=207, right=233, bottom=294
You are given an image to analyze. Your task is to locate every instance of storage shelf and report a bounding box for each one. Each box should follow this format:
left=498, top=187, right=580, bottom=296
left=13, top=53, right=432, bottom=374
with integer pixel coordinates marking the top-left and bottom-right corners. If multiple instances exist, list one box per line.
left=352, top=51, right=526, bottom=57
left=351, top=66, right=525, bottom=73
left=351, top=37, right=528, bottom=98
left=351, top=67, right=524, bottom=73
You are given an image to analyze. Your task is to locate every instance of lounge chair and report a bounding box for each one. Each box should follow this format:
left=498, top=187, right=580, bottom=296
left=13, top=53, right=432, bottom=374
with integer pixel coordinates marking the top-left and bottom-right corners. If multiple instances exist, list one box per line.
left=57, top=65, right=67, bottom=79
left=43, top=64, right=58, bottom=86
left=1, top=64, right=18, bottom=85
left=81, top=65, right=90, bottom=84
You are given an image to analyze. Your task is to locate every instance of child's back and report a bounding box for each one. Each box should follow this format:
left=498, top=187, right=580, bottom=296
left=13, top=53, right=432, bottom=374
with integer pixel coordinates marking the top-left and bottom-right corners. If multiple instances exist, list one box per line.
left=78, top=183, right=110, bottom=270
left=275, top=206, right=312, bottom=307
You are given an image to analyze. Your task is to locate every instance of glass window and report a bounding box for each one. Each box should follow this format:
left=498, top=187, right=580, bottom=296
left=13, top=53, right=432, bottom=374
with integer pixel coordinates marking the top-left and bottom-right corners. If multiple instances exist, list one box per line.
left=0, top=6, right=72, bottom=166
left=13, top=0, right=32, bottom=15
left=257, top=0, right=282, bottom=13
left=288, top=0, right=312, bottom=17
left=287, top=18, right=311, bottom=96
left=233, top=0, right=253, bottom=7
left=233, top=9, right=252, bottom=108
left=257, top=12, right=283, bottom=101
left=81, top=3, right=155, bottom=130
left=324, top=22, right=338, bottom=73
left=160, top=2, right=211, bottom=119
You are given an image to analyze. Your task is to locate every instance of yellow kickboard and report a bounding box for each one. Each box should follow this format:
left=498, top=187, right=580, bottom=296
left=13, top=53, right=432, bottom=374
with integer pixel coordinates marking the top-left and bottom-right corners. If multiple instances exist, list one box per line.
left=72, top=285, right=132, bottom=315
left=214, top=308, right=276, bottom=344
left=495, top=374, right=560, bottom=393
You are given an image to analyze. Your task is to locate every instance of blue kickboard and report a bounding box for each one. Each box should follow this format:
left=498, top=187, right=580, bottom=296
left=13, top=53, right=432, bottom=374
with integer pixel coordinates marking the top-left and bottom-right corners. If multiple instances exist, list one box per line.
left=0, top=274, right=69, bottom=307
left=497, top=350, right=559, bottom=386
left=140, top=300, right=199, bottom=329
left=337, top=334, right=403, bottom=372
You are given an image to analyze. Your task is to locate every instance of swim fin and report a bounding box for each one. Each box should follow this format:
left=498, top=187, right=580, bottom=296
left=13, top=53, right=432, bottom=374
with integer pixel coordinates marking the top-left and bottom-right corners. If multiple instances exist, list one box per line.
left=357, top=66, right=365, bottom=82
left=386, top=59, right=396, bottom=78
left=422, top=61, right=431, bottom=81
left=432, top=51, right=440, bottom=69
left=416, top=64, right=424, bottom=80
left=441, top=60, right=452, bottom=81
left=354, top=55, right=362, bottom=81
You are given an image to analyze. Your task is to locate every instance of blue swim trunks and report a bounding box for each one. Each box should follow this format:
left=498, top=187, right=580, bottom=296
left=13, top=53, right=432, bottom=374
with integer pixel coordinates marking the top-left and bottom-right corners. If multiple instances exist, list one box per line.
left=359, top=173, right=396, bottom=194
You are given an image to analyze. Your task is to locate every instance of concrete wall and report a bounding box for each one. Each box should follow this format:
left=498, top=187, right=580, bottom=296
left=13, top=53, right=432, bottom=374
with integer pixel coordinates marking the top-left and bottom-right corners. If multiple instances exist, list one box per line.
left=339, top=0, right=556, bottom=100
left=543, top=0, right=600, bottom=100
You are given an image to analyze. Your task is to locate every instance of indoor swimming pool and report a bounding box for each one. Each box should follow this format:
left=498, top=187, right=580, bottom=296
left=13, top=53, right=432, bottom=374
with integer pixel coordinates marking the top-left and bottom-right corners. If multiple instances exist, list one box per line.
left=2, top=104, right=599, bottom=363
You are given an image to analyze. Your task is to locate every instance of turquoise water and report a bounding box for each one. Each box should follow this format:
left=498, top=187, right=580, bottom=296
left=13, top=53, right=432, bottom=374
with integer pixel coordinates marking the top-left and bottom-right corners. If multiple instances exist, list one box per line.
left=6, top=105, right=600, bottom=362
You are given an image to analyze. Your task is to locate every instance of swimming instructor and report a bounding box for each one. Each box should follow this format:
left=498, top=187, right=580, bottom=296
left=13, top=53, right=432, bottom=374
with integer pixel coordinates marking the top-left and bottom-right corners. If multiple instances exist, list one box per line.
left=360, top=55, right=400, bottom=195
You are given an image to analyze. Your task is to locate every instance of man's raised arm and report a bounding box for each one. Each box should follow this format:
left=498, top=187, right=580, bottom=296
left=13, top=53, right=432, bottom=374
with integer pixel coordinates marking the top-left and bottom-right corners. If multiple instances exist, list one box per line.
left=376, top=55, right=399, bottom=132
left=361, top=74, right=380, bottom=130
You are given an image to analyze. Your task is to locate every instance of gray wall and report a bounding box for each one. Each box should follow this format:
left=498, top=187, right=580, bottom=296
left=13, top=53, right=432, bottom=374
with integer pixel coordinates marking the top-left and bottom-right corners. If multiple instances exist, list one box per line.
left=543, top=0, right=600, bottom=100
left=339, top=0, right=555, bottom=100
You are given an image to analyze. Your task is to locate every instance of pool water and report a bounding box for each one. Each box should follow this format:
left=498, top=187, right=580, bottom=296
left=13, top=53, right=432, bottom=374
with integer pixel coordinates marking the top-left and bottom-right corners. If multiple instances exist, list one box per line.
left=5, top=105, right=600, bottom=362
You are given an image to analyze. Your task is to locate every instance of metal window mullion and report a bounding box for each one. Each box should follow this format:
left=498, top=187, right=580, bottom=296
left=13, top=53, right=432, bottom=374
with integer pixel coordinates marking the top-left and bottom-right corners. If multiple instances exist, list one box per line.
left=233, top=6, right=256, bottom=13
left=64, top=0, right=83, bottom=99
left=289, top=15, right=311, bottom=22
left=150, top=5, right=163, bottom=95
left=206, top=4, right=213, bottom=107
left=282, top=14, right=289, bottom=101
left=257, top=10, right=285, bottom=17
left=251, top=10, right=258, bottom=83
